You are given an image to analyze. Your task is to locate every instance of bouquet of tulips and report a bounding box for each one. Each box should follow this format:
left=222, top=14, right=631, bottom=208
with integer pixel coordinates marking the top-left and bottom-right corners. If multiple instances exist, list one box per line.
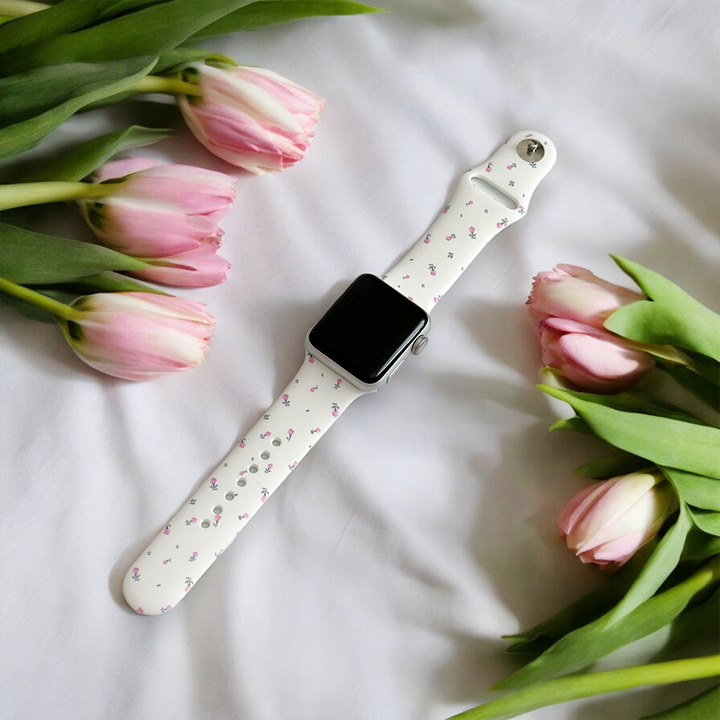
left=451, top=257, right=720, bottom=719
left=0, top=0, right=380, bottom=380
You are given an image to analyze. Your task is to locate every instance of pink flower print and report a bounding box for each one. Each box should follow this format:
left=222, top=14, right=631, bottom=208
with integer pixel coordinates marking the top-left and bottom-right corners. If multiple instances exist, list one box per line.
left=185, top=577, right=194, bottom=591
left=185, top=516, right=198, bottom=525
left=163, top=525, right=171, bottom=535
left=132, top=567, right=140, bottom=581
left=210, top=478, right=218, bottom=491
left=518, top=205, right=525, bottom=216
left=428, top=263, right=437, bottom=276
left=308, top=355, right=315, bottom=363
left=162, top=558, right=171, bottom=565
left=189, top=551, right=198, bottom=562
left=160, top=605, right=172, bottom=613
left=469, top=227, right=477, bottom=239
left=137, top=607, right=144, bottom=614
left=445, top=234, right=455, bottom=241
left=334, top=378, right=342, bottom=389
left=310, top=385, right=318, bottom=392
left=213, top=514, right=221, bottom=527
left=442, top=204, right=450, bottom=214
left=507, top=163, right=517, bottom=170
left=288, top=461, right=298, bottom=471
left=423, top=235, right=430, bottom=244
left=261, top=487, right=269, bottom=502
left=310, top=427, right=321, bottom=435
left=433, top=297, right=439, bottom=304
left=485, top=163, right=493, bottom=172
left=282, top=393, right=290, bottom=406
left=260, top=431, right=271, bottom=439
left=239, top=439, right=246, bottom=448
left=264, top=464, right=273, bottom=473
left=287, top=428, right=294, bottom=441
left=497, top=218, right=508, bottom=229
left=238, top=513, right=249, bottom=520
left=331, top=402, right=340, bottom=418
left=466, top=200, right=474, bottom=206
left=402, top=274, right=410, bottom=280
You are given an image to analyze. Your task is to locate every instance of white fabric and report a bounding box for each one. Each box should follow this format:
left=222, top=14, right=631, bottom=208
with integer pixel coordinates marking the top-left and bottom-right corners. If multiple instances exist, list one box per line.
left=1, top=1, right=718, bottom=718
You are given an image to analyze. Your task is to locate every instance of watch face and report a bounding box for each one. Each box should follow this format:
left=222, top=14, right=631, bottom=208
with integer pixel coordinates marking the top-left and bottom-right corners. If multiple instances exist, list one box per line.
left=308, top=274, right=429, bottom=386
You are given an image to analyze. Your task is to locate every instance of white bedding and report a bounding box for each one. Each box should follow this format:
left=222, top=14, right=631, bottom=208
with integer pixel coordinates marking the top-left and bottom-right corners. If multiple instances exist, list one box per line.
left=1, top=1, right=719, bottom=718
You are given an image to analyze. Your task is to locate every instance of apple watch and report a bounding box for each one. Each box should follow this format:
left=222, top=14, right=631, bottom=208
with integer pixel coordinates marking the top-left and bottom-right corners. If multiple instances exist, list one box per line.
left=123, top=130, right=556, bottom=615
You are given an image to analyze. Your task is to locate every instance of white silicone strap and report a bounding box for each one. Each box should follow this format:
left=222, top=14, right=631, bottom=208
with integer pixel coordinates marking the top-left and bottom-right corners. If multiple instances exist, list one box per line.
left=383, top=130, right=557, bottom=313
left=123, top=353, right=363, bottom=615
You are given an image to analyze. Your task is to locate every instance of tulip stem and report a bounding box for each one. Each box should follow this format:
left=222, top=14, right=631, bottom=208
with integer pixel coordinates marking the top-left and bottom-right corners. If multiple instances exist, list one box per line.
left=0, top=0, right=49, bottom=17
left=446, top=655, right=720, bottom=720
left=0, top=181, right=115, bottom=211
left=132, top=75, right=203, bottom=98
left=0, top=276, right=79, bottom=321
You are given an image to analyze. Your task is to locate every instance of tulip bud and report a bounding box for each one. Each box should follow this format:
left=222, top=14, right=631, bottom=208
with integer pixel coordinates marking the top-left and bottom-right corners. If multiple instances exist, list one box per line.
left=527, top=264, right=644, bottom=328
left=58, top=292, right=215, bottom=380
left=527, top=264, right=654, bottom=392
left=538, top=316, right=655, bottom=393
left=79, top=158, right=236, bottom=260
left=558, top=470, right=678, bottom=567
left=176, top=62, right=323, bottom=174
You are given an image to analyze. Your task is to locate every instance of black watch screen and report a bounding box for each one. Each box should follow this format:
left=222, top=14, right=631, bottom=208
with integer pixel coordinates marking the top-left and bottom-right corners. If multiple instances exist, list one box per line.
left=308, top=274, right=429, bottom=385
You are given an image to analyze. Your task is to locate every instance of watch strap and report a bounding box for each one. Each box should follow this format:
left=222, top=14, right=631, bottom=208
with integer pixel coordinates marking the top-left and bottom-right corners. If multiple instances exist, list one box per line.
left=123, top=353, right=363, bottom=615
left=383, top=130, right=557, bottom=313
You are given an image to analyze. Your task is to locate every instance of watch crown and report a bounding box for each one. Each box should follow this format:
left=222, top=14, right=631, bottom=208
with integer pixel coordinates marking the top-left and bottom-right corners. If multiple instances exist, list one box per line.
left=411, top=335, right=429, bottom=355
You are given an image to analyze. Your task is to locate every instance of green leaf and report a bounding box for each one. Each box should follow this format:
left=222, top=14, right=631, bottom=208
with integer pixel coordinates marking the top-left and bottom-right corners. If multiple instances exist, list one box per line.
left=0, top=56, right=157, bottom=160
left=52, top=271, right=167, bottom=295
left=640, top=683, right=720, bottom=720
left=575, top=452, right=651, bottom=479
left=660, top=362, right=720, bottom=409
left=448, top=656, right=720, bottom=720
left=548, top=416, right=593, bottom=434
left=606, top=256, right=720, bottom=363
left=492, top=560, right=719, bottom=692
left=690, top=509, right=720, bottom=537
left=192, top=0, right=384, bottom=38
left=662, top=467, right=720, bottom=512
left=0, top=0, right=117, bottom=54
left=0, top=223, right=149, bottom=283
left=539, top=386, right=720, bottom=479
left=0, top=0, right=259, bottom=75
left=17, top=125, right=172, bottom=183
left=602, top=503, right=693, bottom=625
left=503, top=548, right=651, bottom=656
left=681, top=529, right=720, bottom=562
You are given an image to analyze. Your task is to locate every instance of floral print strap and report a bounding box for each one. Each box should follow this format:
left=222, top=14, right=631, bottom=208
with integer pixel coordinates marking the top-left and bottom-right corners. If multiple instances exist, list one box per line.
left=383, top=130, right=557, bottom=313
left=123, top=353, right=364, bottom=615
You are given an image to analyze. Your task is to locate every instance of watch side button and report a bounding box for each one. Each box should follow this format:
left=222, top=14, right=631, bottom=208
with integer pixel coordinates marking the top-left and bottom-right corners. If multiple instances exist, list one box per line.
left=411, top=335, right=429, bottom=355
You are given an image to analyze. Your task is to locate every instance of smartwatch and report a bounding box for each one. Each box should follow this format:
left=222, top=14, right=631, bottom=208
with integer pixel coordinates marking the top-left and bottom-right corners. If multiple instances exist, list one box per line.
left=123, top=130, right=556, bottom=615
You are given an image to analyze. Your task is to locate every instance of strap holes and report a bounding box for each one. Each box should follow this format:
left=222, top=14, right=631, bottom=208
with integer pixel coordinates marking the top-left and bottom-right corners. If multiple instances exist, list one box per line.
left=201, top=520, right=211, bottom=529
left=224, top=492, right=235, bottom=501
left=249, top=465, right=259, bottom=474
left=237, top=478, right=246, bottom=487
left=260, top=451, right=270, bottom=460
left=272, top=438, right=282, bottom=447
left=213, top=506, right=223, bottom=515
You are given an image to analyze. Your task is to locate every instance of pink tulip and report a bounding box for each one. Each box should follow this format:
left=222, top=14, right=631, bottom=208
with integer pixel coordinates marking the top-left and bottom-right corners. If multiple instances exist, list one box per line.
left=177, top=63, right=323, bottom=174
left=527, top=264, right=654, bottom=392
left=538, top=316, right=655, bottom=393
left=128, top=243, right=231, bottom=288
left=58, top=292, right=215, bottom=381
left=558, top=470, right=678, bottom=567
left=80, top=158, right=236, bottom=259
left=527, top=264, right=644, bottom=328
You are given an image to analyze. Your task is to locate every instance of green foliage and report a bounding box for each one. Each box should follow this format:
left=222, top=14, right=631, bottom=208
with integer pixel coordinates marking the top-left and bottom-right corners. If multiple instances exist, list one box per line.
left=0, top=56, right=157, bottom=160
left=0, top=223, right=149, bottom=283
